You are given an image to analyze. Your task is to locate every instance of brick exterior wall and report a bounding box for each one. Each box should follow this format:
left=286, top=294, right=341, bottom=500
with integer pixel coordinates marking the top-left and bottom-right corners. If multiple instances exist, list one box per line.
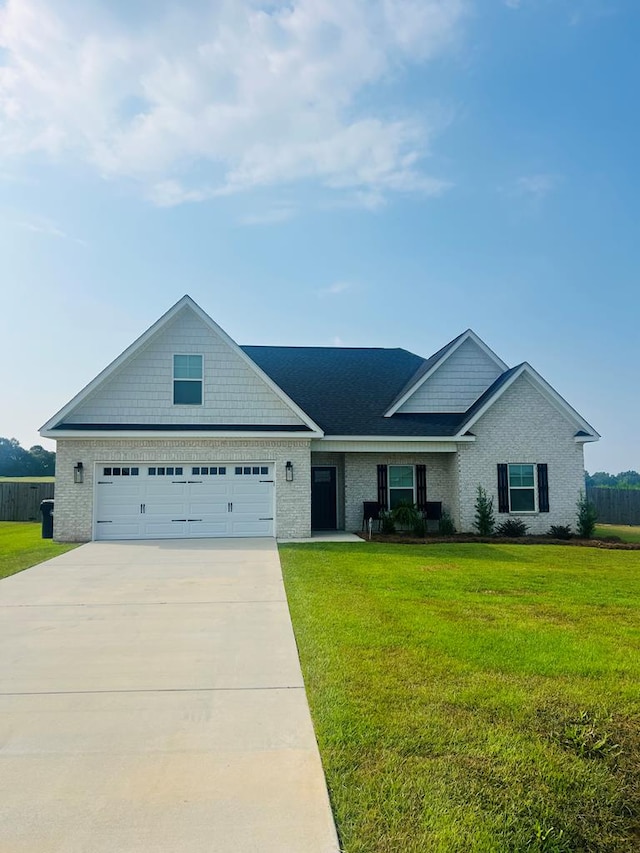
left=343, top=452, right=457, bottom=532
left=54, top=439, right=311, bottom=542
left=456, top=375, right=586, bottom=534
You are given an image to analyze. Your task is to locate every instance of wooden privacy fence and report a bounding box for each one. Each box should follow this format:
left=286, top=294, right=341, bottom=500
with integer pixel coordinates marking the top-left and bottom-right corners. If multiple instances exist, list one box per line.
left=0, top=482, right=55, bottom=522
left=587, top=487, right=640, bottom=526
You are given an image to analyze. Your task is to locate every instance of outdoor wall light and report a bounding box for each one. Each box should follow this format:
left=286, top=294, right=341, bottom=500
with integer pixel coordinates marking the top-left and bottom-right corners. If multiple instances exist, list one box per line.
left=285, top=461, right=293, bottom=482
left=73, top=462, right=84, bottom=484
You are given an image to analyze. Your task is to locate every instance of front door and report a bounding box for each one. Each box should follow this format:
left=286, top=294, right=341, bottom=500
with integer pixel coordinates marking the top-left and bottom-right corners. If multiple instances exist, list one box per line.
left=311, top=466, right=337, bottom=530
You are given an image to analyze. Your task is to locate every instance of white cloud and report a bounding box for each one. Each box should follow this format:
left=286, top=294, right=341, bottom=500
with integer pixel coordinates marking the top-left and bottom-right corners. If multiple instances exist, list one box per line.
left=0, top=0, right=465, bottom=207
left=504, top=0, right=521, bottom=8
left=239, top=205, right=296, bottom=226
left=11, top=215, right=87, bottom=245
left=513, top=173, right=560, bottom=200
left=318, top=280, right=354, bottom=297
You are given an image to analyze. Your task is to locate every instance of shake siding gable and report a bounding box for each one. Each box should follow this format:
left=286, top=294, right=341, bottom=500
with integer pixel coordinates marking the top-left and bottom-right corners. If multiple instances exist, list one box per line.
left=397, top=338, right=503, bottom=414
left=64, top=311, right=305, bottom=427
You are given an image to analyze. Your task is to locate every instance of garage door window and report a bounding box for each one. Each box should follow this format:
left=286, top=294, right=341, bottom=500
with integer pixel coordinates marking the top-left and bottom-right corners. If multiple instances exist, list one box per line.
left=103, top=467, right=139, bottom=476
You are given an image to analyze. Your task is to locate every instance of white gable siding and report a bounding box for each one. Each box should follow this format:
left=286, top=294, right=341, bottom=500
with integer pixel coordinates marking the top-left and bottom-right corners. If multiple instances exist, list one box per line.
left=397, top=338, right=503, bottom=413
left=64, top=310, right=305, bottom=426
left=456, top=374, right=585, bottom=534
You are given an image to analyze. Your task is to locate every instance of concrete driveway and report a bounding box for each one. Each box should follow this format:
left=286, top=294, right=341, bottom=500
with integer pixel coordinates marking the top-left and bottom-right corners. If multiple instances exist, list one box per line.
left=0, top=539, right=340, bottom=853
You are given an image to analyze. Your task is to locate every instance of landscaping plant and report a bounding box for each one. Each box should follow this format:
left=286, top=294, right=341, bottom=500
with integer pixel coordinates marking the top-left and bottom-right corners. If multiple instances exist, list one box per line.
left=473, top=484, right=495, bottom=536
left=495, top=518, right=529, bottom=537
left=577, top=490, right=598, bottom=538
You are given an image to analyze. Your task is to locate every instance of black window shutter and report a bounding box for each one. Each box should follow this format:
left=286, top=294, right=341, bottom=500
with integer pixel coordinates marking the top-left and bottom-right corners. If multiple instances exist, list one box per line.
left=377, top=465, right=388, bottom=511
left=416, top=465, right=427, bottom=512
left=497, top=464, right=509, bottom=513
left=537, top=464, right=550, bottom=512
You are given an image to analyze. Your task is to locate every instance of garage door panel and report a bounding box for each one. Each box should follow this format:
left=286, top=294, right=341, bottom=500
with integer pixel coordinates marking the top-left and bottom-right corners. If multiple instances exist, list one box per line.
left=94, top=463, right=274, bottom=540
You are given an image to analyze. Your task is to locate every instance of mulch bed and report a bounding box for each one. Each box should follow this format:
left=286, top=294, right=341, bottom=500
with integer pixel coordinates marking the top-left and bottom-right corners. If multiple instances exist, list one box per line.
left=355, top=532, right=640, bottom=550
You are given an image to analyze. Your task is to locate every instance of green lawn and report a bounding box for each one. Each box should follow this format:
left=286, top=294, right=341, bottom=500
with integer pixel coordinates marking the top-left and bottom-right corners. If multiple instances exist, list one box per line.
left=280, top=542, right=640, bottom=853
left=0, top=522, right=78, bottom=579
left=596, top=524, right=640, bottom=544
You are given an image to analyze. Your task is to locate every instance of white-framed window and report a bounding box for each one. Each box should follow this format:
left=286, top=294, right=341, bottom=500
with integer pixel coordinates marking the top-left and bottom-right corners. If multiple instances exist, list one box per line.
left=388, top=464, right=415, bottom=509
left=508, top=463, right=536, bottom=512
left=173, top=354, right=203, bottom=405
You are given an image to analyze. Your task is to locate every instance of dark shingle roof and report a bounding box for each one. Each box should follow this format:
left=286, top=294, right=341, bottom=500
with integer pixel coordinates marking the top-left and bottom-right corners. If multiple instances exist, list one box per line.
left=242, top=345, right=470, bottom=436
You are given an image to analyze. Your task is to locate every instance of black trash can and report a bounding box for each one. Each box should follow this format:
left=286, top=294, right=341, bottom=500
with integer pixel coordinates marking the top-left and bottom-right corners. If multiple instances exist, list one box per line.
left=40, top=499, right=54, bottom=539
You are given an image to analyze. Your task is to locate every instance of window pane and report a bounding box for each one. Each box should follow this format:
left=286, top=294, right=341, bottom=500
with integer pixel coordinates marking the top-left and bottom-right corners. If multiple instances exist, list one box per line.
left=390, top=488, right=414, bottom=509
left=103, top=467, right=111, bottom=476
left=219, top=467, right=226, bottom=475
left=173, top=355, right=202, bottom=379
left=389, top=465, right=414, bottom=488
left=509, top=464, right=534, bottom=488
left=174, top=380, right=202, bottom=405
left=510, top=488, right=535, bottom=512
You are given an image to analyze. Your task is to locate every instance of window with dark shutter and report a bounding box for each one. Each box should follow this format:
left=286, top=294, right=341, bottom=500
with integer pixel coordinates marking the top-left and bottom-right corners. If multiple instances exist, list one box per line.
left=377, top=465, right=388, bottom=511
left=537, top=463, right=549, bottom=512
left=497, top=464, right=509, bottom=513
left=416, top=465, right=427, bottom=512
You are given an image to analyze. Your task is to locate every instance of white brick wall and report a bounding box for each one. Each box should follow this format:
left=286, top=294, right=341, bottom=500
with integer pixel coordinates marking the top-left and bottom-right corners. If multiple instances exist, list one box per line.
left=456, top=375, right=586, bottom=534
left=54, top=439, right=311, bottom=541
left=65, top=311, right=304, bottom=426
left=398, top=338, right=502, bottom=413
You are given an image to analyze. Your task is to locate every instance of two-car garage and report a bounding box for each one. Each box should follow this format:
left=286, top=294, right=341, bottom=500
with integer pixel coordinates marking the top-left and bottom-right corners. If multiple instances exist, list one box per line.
left=94, top=463, right=275, bottom=540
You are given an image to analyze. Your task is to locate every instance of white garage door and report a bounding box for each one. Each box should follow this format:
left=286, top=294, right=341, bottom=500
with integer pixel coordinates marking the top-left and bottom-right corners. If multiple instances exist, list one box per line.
left=94, top=463, right=274, bottom=540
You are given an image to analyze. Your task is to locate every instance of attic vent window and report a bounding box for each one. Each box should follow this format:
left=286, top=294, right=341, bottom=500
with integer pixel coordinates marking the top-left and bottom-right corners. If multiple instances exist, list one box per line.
left=173, top=355, right=203, bottom=405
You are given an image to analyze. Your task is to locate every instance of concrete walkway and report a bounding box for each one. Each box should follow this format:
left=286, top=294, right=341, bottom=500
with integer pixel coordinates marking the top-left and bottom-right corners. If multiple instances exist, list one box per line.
left=0, top=540, right=340, bottom=853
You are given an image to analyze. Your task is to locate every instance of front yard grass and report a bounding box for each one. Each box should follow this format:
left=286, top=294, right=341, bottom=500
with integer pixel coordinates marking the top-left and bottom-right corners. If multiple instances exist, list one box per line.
left=596, top=524, right=640, bottom=544
left=0, top=522, right=78, bottom=579
left=280, top=542, right=640, bottom=852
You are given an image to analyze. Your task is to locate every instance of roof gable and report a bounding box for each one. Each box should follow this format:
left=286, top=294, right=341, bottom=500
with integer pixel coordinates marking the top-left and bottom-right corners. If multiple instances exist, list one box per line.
left=455, top=363, right=600, bottom=440
left=41, top=296, right=322, bottom=436
left=384, top=330, right=508, bottom=416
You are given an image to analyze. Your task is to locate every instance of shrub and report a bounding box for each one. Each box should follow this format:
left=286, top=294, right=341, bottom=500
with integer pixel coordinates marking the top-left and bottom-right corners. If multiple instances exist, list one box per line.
left=548, top=524, right=573, bottom=540
left=495, top=518, right=529, bottom=537
left=391, top=501, right=421, bottom=532
left=438, top=510, right=456, bottom=536
left=379, top=510, right=396, bottom=535
left=473, top=485, right=495, bottom=536
left=412, top=515, right=427, bottom=538
left=576, top=491, right=598, bottom=538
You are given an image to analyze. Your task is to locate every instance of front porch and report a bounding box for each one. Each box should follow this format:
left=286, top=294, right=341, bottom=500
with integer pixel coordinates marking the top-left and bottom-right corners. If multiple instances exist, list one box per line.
left=310, top=449, right=459, bottom=533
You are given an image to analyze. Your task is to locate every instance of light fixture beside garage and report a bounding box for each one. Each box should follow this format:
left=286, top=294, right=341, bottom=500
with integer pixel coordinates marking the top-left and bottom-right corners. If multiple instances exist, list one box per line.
left=73, top=462, right=84, bottom=484
left=285, top=461, right=293, bottom=482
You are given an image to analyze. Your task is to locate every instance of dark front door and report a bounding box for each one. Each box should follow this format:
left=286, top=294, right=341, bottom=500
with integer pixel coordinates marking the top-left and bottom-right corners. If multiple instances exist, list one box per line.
left=311, top=466, right=337, bottom=530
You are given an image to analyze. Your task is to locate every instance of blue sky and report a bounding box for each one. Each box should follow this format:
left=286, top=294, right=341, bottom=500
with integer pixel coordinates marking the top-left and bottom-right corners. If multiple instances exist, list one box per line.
left=0, top=0, right=637, bottom=473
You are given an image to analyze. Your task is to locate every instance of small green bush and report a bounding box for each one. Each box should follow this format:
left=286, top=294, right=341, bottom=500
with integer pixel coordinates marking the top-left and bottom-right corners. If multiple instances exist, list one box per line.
left=411, top=515, right=427, bottom=538
left=495, top=518, right=529, bottom=537
left=379, top=510, right=396, bottom=534
left=438, top=510, right=456, bottom=535
left=391, top=501, right=421, bottom=532
left=548, top=524, right=573, bottom=539
left=577, top=491, right=598, bottom=538
left=473, top=485, right=495, bottom=536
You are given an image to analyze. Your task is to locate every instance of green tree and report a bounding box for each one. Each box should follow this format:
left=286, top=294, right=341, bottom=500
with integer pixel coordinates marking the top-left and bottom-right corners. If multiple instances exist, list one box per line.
left=577, top=491, right=597, bottom=538
left=473, top=485, right=495, bottom=536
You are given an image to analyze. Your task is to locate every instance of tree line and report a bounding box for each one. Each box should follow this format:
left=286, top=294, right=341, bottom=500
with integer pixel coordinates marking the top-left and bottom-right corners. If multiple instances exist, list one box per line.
left=0, top=437, right=55, bottom=477
left=586, top=470, right=640, bottom=490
